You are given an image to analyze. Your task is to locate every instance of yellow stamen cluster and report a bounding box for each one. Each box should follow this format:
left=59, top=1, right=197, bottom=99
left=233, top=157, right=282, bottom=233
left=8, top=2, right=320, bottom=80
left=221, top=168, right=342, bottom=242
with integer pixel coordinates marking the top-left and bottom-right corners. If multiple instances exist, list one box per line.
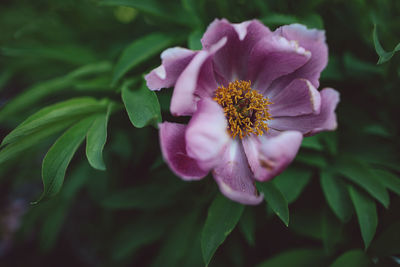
left=213, top=80, right=273, bottom=139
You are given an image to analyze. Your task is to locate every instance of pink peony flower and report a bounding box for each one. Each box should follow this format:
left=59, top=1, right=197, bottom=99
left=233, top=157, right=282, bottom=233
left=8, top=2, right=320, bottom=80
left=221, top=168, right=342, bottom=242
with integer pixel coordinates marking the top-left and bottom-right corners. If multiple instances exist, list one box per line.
left=145, top=19, right=339, bottom=205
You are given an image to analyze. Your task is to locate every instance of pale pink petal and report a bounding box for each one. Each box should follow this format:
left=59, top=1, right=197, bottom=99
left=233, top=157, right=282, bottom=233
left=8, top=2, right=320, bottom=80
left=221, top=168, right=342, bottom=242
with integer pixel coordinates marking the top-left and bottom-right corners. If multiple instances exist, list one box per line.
left=145, top=47, right=196, bottom=91
left=269, top=78, right=321, bottom=117
left=159, top=122, right=208, bottom=180
left=242, top=130, right=303, bottom=182
left=185, top=98, right=230, bottom=170
left=269, top=24, right=328, bottom=94
left=170, top=37, right=227, bottom=116
left=246, top=35, right=311, bottom=95
left=201, top=19, right=272, bottom=81
left=269, top=88, right=340, bottom=135
left=212, top=140, right=264, bottom=205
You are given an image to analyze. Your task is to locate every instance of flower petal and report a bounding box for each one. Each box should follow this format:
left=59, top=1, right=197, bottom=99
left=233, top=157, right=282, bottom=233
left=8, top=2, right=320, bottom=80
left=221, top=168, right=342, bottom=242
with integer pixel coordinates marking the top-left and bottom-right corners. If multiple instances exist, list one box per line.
left=212, top=140, right=264, bottom=205
left=145, top=47, right=196, bottom=91
left=269, top=88, right=340, bottom=135
left=185, top=98, right=230, bottom=171
left=242, top=131, right=303, bottom=182
left=246, top=35, right=311, bottom=95
left=170, top=37, right=226, bottom=116
left=269, top=78, right=321, bottom=117
left=159, top=122, right=208, bottom=180
left=201, top=19, right=272, bottom=81
left=269, top=24, right=328, bottom=94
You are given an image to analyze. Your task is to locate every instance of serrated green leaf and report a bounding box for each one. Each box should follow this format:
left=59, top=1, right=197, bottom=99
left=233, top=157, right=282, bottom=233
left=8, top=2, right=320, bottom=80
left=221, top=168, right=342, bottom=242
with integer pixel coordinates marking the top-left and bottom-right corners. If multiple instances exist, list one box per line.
left=239, top=208, right=256, bottom=246
left=122, top=81, right=161, bottom=128
left=348, top=185, right=378, bottom=249
left=330, top=250, right=371, bottom=267
left=1, top=97, right=106, bottom=147
left=256, top=181, right=289, bottom=226
left=111, top=33, right=175, bottom=85
left=34, top=116, right=97, bottom=203
left=320, top=171, right=352, bottom=222
left=256, top=248, right=326, bottom=267
left=373, top=24, right=400, bottom=64
left=336, top=157, right=389, bottom=208
left=372, top=169, right=400, bottom=196
left=85, top=103, right=113, bottom=170
left=273, top=167, right=312, bottom=204
left=201, top=194, right=244, bottom=266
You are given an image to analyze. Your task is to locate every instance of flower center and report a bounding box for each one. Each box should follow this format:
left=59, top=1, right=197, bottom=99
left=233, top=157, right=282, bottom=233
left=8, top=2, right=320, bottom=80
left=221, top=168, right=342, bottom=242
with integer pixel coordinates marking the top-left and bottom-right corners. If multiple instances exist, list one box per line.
left=213, top=80, right=273, bottom=139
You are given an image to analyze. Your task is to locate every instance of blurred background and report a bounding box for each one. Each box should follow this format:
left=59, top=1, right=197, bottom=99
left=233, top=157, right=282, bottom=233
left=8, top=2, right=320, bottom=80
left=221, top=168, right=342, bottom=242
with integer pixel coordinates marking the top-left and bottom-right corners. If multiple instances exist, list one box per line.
left=0, top=0, right=399, bottom=266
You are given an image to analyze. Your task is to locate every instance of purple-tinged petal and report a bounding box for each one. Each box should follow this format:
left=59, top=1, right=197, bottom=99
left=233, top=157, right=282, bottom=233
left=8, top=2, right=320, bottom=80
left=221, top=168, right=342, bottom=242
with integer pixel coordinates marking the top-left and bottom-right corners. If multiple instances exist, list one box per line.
left=269, top=88, right=340, bottom=135
left=246, top=36, right=311, bottom=95
left=269, top=24, right=328, bottom=93
left=159, top=122, right=208, bottom=180
left=170, top=37, right=227, bottom=116
left=201, top=19, right=272, bottom=81
left=212, top=140, right=264, bottom=205
left=145, top=47, right=196, bottom=91
left=269, top=78, right=321, bottom=117
left=242, top=130, right=303, bottom=182
left=185, top=98, right=230, bottom=170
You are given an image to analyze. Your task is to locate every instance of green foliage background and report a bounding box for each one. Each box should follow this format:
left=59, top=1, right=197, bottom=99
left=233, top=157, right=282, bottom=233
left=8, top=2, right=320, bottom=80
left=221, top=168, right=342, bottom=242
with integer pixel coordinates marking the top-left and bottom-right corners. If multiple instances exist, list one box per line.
left=0, top=0, right=400, bottom=266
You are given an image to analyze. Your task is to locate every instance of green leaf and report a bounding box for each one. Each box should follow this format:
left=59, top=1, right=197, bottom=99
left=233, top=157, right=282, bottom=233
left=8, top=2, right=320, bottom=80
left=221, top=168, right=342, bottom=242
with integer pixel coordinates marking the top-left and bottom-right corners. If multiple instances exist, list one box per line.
left=151, top=210, right=200, bottom=267
left=273, top=167, right=312, bottom=204
left=85, top=103, right=113, bottom=170
left=201, top=194, right=244, bottom=266
left=1, top=44, right=96, bottom=65
left=101, top=174, right=185, bottom=209
left=256, top=181, right=289, bottom=226
left=296, top=151, right=327, bottom=168
left=39, top=200, right=69, bottom=251
left=320, top=171, right=352, bottom=222
left=370, top=221, right=400, bottom=257
left=330, top=250, right=371, bottom=267
left=99, top=0, right=193, bottom=27
left=371, top=169, right=400, bottom=196
left=0, top=62, right=111, bottom=123
left=301, top=135, right=324, bottom=151
left=1, top=97, right=106, bottom=147
left=373, top=24, right=400, bottom=64
left=122, top=81, right=161, bottom=128
left=261, top=13, right=297, bottom=27
left=112, top=214, right=169, bottom=260
left=188, top=30, right=203, bottom=50
left=239, top=208, right=256, bottom=246
left=0, top=119, right=75, bottom=165
left=256, top=248, right=326, bottom=267
left=335, top=157, right=389, bottom=208
left=111, top=33, right=175, bottom=85
left=348, top=185, right=378, bottom=249
left=343, top=53, right=383, bottom=77
left=321, top=210, right=343, bottom=253
left=34, top=116, right=96, bottom=203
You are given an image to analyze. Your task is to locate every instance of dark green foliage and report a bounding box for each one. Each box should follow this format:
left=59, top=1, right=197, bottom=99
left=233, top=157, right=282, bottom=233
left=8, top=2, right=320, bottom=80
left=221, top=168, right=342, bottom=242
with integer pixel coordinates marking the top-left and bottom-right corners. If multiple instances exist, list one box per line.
left=1, top=0, right=400, bottom=266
